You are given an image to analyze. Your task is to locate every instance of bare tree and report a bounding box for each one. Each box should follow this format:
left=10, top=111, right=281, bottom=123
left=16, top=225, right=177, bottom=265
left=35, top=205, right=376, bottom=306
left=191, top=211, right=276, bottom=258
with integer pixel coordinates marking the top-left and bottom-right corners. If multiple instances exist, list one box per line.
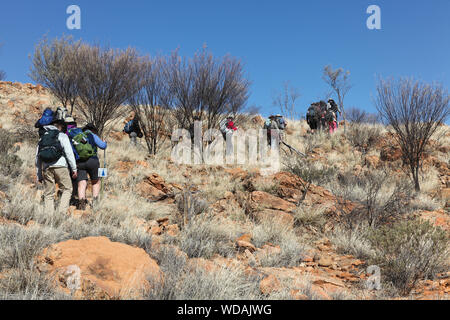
left=272, top=81, right=300, bottom=120
left=375, top=77, right=450, bottom=191
left=323, top=65, right=352, bottom=130
left=168, top=48, right=250, bottom=131
left=74, top=44, right=144, bottom=136
left=29, top=36, right=80, bottom=114
left=129, top=56, right=173, bottom=155
left=347, top=107, right=379, bottom=124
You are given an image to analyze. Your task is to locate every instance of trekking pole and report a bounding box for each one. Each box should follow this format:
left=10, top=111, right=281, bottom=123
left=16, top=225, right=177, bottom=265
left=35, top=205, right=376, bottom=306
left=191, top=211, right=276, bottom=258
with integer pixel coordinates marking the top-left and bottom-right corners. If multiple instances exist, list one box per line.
left=100, top=149, right=106, bottom=200
left=282, top=141, right=306, bottom=157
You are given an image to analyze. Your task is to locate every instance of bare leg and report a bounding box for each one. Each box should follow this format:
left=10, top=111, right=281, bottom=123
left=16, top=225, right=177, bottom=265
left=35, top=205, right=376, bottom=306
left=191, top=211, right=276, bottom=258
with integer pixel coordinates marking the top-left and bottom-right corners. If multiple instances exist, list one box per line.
left=78, top=180, right=88, bottom=200
left=91, top=179, right=101, bottom=198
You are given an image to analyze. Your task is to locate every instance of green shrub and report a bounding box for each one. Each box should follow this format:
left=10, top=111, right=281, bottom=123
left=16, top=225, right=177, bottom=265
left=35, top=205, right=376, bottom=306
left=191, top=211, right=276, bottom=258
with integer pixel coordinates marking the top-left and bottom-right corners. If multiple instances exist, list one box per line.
left=368, top=219, right=449, bottom=295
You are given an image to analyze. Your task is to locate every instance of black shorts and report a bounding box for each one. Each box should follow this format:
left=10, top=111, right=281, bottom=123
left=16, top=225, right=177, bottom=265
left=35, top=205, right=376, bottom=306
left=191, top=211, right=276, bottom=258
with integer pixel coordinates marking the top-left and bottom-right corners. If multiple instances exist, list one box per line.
left=76, top=157, right=100, bottom=182
left=308, top=119, right=318, bottom=130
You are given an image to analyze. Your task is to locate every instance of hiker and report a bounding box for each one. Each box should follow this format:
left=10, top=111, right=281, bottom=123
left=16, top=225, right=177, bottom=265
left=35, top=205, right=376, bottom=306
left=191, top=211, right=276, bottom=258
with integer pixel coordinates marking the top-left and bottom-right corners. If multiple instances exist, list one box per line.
left=123, top=115, right=143, bottom=146
left=189, top=116, right=201, bottom=143
left=327, top=99, right=341, bottom=127
left=36, top=119, right=77, bottom=216
left=35, top=108, right=54, bottom=137
left=274, top=114, right=287, bottom=141
left=55, top=106, right=70, bottom=123
left=306, top=103, right=320, bottom=133
left=64, top=115, right=79, bottom=206
left=326, top=108, right=337, bottom=134
left=219, top=116, right=238, bottom=140
left=68, top=123, right=107, bottom=210
left=265, top=115, right=281, bottom=146
left=274, top=114, right=287, bottom=130
left=318, top=101, right=328, bottom=131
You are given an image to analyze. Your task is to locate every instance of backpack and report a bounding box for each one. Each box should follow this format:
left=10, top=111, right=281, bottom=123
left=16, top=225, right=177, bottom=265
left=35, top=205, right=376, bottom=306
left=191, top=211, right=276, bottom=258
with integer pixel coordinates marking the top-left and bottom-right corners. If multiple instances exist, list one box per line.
left=55, top=106, right=69, bottom=122
left=69, top=129, right=96, bottom=161
left=124, top=120, right=133, bottom=134
left=325, top=109, right=335, bottom=122
left=219, top=119, right=228, bottom=133
left=276, top=117, right=286, bottom=130
left=38, top=129, right=63, bottom=163
left=38, top=108, right=54, bottom=126
left=307, top=106, right=316, bottom=118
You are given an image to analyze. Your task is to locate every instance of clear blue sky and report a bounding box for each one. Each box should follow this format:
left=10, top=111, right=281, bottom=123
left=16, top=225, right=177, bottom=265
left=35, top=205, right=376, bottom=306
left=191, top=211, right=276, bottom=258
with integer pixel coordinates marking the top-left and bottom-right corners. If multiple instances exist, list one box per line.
left=0, top=0, right=449, bottom=117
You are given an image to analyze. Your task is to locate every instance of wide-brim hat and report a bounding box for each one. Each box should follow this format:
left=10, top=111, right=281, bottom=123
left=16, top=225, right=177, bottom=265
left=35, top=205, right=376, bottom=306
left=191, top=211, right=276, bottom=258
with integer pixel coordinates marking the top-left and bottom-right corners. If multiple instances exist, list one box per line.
left=64, top=116, right=76, bottom=124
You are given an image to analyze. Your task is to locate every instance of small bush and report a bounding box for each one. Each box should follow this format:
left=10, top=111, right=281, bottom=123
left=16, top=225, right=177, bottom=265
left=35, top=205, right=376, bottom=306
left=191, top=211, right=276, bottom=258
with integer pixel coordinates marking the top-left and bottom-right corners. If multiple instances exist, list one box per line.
left=177, top=215, right=238, bottom=259
left=0, top=269, right=68, bottom=300
left=333, top=170, right=412, bottom=227
left=346, top=123, right=381, bottom=153
left=368, top=219, right=449, bottom=295
left=0, top=225, right=63, bottom=271
left=331, top=224, right=376, bottom=260
left=14, top=124, right=39, bottom=145
left=284, top=156, right=338, bottom=187
left=293, top=206, right=327, bottom=229
left=0, top=129, right=23, bottom=178
left=252, top=219, right=305, bottom=268
left=146, top=245, right=261, bottom=300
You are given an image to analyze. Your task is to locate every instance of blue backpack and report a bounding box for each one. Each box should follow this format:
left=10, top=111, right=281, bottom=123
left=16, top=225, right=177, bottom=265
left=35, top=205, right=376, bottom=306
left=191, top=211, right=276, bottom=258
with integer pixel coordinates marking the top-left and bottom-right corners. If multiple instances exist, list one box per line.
left=124, top=120, right=133, bottom=133
left=38, top=108, right=54, bottom=126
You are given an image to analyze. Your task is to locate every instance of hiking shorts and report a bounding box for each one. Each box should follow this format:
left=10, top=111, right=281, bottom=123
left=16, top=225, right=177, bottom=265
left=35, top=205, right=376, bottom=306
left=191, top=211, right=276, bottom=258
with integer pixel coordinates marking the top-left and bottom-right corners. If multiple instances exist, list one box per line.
left=76, top=157, right=100, bottom=182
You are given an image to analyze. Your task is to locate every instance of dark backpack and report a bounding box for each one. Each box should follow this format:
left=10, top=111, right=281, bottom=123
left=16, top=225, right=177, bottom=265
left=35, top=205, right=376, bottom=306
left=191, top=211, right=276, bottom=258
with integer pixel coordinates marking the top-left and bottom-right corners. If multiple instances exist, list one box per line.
left=124, top=120, right=133, bottom=134
left=307, top=106, right=316, bottom=118
left=325, top=110, right=335, bottom=122
left=38, top=129, right=63, bottom=163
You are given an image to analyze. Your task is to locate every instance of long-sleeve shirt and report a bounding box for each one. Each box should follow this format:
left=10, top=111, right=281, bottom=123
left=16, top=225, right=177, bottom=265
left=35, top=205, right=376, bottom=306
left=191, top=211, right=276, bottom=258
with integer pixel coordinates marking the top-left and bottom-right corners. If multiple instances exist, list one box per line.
left=36, top=125, right=77, bottom=180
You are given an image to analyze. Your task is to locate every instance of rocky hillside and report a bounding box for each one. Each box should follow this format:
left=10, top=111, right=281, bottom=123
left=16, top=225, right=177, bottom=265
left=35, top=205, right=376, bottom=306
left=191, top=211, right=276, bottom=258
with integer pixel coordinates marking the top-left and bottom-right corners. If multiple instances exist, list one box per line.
left=0, top=81, right=448, bottom=300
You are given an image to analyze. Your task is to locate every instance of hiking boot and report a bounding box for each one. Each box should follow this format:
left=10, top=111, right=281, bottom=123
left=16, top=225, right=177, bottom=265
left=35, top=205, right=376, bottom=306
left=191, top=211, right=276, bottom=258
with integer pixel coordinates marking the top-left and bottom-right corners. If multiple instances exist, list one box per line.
left=69, top=197, right=79, bottom=207
left=77, top=199, right=88, bottom=211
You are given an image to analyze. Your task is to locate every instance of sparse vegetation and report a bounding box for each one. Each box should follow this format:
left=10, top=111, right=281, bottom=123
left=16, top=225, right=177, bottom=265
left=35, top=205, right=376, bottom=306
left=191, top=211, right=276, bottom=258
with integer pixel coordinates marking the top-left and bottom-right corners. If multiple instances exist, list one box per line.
left=1, top=61, right=449, bottom=301
left=176, top=214, right=239, bottom=259
left=146, top=244, right=262, bottom=300
left=252, top=218, right=306, bottom=268
left=368, top=219, right=449, bottom=295
left=375, top=77, right=450, bottom=191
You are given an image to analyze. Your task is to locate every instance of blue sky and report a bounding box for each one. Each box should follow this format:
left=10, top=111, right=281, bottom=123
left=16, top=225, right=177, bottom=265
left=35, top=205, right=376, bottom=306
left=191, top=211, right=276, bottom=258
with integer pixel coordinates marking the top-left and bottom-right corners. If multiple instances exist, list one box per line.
left=0, top=0, right=449, bottom=117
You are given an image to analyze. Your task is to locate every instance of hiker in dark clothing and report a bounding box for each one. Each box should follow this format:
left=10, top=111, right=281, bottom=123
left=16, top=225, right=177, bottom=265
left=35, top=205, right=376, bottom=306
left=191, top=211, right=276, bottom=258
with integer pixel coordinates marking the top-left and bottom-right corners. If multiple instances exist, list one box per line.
left=327, top=99, right=341, bottom=128
left=67, top=123, right=107, bottom=210
left=306, top=104, right=319, bottom=133
left=63, top=116, right=80, bottom=207
left=123, top=115, right=143, bottom=146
